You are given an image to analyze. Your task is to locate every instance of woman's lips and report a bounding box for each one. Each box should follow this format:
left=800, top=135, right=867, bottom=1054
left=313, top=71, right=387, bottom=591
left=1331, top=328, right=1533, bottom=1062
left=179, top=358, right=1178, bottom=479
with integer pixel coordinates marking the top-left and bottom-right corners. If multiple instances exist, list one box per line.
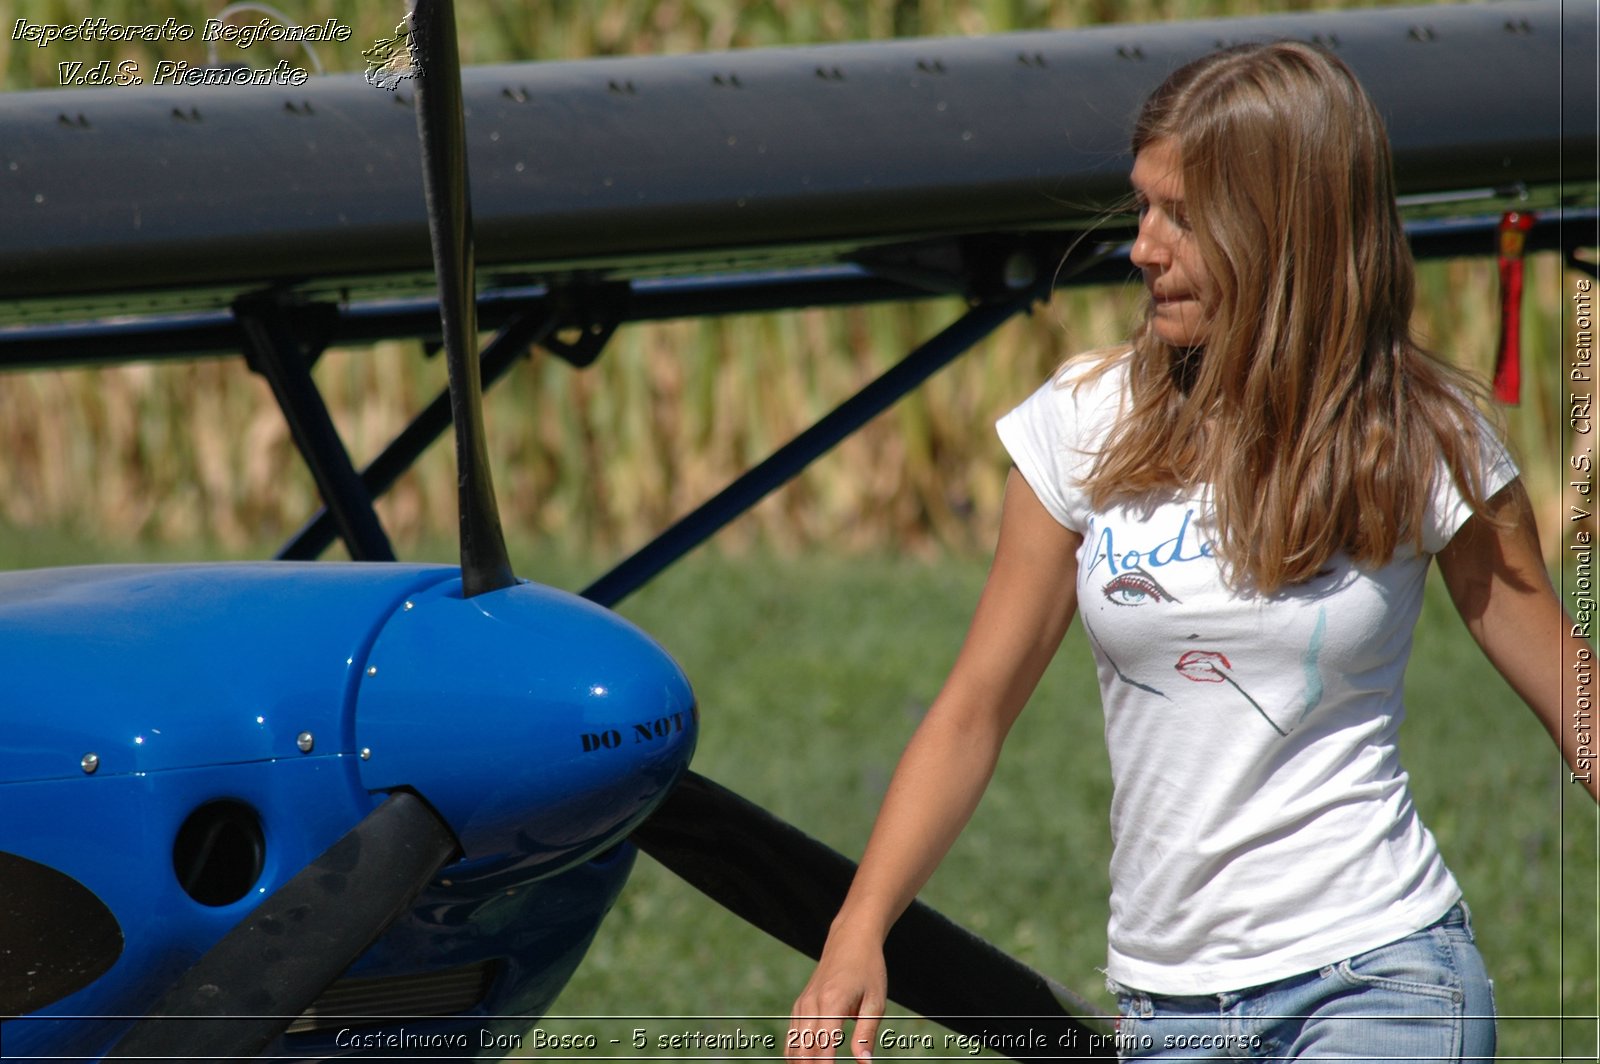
left=1176, top=649, right=1231, bottom=681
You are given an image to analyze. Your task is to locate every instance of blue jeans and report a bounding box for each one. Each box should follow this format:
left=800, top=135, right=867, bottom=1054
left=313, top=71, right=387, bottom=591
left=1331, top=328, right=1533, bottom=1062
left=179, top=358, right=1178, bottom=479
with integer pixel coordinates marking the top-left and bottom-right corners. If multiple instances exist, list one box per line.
left=1108, top=903, right=1496, bottom=1062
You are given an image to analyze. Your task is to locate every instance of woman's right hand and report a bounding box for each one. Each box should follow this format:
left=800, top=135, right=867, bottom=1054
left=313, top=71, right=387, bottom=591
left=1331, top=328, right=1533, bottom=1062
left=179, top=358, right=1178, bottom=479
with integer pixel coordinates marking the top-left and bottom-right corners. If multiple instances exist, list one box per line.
left=787, top=933, right=887, bottom=1062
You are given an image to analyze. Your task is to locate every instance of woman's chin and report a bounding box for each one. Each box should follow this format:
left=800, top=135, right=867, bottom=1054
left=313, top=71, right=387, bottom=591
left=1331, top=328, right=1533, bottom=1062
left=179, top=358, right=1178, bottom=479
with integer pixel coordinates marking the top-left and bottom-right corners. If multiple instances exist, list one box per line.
left=1149, top=311, right=1208, bottom=349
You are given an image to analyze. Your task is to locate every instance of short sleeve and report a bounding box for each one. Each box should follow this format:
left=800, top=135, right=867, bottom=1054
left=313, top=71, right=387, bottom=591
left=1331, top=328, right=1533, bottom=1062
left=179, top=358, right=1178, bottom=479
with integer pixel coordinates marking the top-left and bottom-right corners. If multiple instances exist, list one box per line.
left=1421, top=415, right=1520, bottom=553
left=994, top=359, right=1123, bottom=533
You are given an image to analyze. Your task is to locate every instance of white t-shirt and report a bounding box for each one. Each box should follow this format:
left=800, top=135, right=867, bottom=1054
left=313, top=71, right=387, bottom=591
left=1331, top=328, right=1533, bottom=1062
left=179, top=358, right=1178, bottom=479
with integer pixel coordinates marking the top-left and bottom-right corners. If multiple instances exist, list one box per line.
left=995, top=353, right=1518, bottom=995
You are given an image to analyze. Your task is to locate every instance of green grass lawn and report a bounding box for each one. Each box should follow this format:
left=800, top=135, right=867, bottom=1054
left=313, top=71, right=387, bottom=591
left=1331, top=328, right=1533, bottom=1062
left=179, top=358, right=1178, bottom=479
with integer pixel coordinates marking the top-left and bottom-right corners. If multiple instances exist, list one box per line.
left=1, top=532, right=1593, bottom=1060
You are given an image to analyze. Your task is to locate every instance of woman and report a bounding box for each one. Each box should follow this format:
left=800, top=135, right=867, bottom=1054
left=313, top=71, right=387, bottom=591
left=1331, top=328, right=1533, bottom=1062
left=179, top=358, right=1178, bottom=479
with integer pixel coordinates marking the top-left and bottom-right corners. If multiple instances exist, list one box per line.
left=788, top=41, right=1591, bottom=1063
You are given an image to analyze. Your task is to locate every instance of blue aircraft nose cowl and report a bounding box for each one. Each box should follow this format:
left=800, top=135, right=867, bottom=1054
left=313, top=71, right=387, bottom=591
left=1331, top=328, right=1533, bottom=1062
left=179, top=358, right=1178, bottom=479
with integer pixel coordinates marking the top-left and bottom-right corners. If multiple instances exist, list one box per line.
left=355, top=579, right=696, bottom=873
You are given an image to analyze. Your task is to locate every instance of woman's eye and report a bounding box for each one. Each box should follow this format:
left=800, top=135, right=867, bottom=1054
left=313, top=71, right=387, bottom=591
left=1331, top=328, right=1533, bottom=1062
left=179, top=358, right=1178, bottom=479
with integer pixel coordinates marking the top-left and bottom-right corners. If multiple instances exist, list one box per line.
left=1101, top=567, right=1179, bottom=607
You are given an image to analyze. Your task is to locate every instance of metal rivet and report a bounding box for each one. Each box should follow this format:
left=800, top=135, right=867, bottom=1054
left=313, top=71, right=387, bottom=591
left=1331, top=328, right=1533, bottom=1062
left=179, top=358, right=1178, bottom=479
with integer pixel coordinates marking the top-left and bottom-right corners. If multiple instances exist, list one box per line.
left=403, top=600, right=414, bottom=611
left=366, top=666, right=378, bottom=677
left=81, top=753, right=99, bottom=775
left=360, top=747, right=372, bottom=761
left=297, top=732, right=315, bottom=753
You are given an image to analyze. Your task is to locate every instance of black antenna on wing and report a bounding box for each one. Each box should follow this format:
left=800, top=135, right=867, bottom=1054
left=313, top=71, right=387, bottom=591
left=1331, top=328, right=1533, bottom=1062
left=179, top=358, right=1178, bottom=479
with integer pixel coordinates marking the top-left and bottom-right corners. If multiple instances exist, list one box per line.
left=410, top=0, right=515, bottom=597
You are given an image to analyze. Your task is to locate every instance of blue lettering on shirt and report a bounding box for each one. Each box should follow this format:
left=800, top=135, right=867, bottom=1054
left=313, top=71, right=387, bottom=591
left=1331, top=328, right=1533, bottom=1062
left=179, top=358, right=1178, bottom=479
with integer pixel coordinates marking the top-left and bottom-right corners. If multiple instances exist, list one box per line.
left=1087, top=508, right=1214, bottom=578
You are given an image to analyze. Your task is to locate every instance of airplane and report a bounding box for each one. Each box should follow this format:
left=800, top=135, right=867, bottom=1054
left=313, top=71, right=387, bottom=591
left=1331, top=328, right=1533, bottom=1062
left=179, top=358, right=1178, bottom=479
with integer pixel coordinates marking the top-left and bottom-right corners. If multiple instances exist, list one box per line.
left=0, top=0, right=1594, bottom=1060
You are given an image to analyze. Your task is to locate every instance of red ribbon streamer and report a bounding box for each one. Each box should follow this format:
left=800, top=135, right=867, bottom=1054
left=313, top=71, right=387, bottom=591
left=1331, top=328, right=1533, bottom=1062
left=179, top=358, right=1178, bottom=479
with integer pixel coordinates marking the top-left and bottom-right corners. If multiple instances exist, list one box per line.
left=1494, top=210, right=1535, bottom=404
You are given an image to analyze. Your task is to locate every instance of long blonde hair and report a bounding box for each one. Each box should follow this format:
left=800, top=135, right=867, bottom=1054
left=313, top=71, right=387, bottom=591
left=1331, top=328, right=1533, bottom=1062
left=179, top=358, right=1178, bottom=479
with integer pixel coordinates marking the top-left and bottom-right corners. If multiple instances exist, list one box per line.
left=1078, top=41, right=1499, bottom=593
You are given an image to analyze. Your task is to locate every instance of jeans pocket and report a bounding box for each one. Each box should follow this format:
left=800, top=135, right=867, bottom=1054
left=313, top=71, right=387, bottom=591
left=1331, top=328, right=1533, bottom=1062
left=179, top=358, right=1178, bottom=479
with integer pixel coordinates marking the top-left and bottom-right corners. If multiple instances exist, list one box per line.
left=1317, top=929, right=1476, bottom=1063
left=1335, top=927, right=1465, bottom=1005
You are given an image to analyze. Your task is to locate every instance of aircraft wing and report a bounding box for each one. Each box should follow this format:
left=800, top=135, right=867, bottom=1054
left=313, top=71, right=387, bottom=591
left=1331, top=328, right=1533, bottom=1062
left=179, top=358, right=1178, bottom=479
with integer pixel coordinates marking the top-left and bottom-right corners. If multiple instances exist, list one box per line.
left=0, top=0, right=1593, bottom=347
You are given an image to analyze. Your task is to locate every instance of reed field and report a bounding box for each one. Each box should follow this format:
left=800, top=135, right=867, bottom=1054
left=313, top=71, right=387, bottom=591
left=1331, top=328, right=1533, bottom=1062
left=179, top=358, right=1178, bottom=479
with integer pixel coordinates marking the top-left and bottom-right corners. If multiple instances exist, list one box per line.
left=1, top=0, right=1595, bottom=1061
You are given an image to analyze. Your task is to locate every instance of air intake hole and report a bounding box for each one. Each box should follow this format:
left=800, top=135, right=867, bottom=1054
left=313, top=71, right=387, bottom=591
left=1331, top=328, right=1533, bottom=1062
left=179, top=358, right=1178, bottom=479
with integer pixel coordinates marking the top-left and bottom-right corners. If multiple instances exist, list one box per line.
left=173, top=800, right=266, bottom=906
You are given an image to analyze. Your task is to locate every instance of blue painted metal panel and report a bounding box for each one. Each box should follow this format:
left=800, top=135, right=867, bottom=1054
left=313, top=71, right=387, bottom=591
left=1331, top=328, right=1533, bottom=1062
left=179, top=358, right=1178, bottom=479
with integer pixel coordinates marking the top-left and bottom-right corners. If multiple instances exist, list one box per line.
left=0, top=758, right=374, bottom=1059
left=0, top=563, right=456, bottom=781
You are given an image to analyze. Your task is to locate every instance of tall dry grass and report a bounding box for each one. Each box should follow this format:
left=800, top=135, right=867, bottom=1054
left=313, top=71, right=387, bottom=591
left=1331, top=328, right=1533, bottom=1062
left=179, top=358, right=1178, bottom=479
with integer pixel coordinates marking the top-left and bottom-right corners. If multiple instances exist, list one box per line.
left=0, top=0, right=1576, bottom=561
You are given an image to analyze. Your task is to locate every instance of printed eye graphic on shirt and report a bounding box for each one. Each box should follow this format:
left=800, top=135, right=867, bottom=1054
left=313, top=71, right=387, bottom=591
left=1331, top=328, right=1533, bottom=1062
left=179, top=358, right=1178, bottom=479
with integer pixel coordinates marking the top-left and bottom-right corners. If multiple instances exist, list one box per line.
left=1101, top=566, right=1181, bottom=607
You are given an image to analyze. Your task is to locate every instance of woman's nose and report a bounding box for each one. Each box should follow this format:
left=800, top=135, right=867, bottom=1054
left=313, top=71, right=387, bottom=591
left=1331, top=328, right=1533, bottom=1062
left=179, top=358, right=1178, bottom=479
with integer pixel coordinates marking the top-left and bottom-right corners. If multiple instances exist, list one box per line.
left=1130, top=214, right=1171, bottom=270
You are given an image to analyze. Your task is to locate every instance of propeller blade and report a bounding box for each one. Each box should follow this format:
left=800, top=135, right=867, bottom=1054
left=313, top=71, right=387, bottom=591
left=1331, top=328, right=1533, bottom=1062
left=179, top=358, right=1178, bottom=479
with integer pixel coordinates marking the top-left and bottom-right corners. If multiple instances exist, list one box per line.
left=106, top=791, right=458, bottom=1060
left=631, top=771, right=1113, bottom=1061
left=410, top=0, right=516, bottom=597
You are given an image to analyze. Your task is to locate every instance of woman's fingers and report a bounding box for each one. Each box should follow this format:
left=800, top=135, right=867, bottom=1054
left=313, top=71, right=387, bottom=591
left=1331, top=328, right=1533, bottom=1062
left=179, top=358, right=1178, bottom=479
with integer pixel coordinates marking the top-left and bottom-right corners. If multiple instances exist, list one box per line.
left=788, top=957, right=887, bottom=1061
left=785, top=1003, right=847, bottom=1061
left=847, top=991, right=885, bottom=1062
left=787, top=1004, right=880, bottom=1061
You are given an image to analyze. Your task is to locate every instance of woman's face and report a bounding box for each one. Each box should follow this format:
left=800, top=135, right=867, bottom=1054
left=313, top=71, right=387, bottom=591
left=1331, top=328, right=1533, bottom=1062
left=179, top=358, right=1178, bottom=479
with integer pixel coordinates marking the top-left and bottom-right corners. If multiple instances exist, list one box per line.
left=1129, top=138, right=1211, bottom=349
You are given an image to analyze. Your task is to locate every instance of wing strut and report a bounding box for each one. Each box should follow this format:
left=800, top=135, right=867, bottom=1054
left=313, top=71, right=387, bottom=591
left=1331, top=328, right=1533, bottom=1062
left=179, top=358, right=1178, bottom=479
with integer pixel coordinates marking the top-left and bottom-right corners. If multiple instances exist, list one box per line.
left=634, top=772, right=1114, bottom=1060
left=236, top=296, right=397, bottom=562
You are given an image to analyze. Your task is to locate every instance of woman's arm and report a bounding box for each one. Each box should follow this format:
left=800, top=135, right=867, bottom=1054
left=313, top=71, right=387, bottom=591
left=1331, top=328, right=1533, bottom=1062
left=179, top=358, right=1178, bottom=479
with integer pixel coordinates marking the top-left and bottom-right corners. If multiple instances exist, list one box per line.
left=787, top=469, right=1084, bottom=1060
left=1436, top=476, right=1598, bottom=803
